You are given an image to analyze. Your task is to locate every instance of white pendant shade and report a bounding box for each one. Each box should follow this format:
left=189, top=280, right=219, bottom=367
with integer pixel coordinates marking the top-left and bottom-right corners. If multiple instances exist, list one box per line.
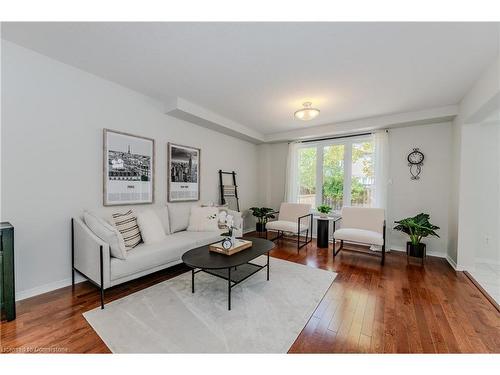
left=294, top=102, right=320, bottom=121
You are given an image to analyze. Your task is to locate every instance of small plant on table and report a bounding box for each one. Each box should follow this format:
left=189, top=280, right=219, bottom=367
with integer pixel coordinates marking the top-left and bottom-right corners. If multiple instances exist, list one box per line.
left=317, top=204, right=332, bottom=218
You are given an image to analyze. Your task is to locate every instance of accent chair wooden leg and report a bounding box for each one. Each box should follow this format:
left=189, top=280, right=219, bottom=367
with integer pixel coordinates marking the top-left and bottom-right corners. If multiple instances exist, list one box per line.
left=333, top=239, right=343, bottom=256
left=381, top=244, right=385, bottom=266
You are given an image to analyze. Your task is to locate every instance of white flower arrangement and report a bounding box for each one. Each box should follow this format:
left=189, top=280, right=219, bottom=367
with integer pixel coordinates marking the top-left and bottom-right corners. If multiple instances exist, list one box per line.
left=218, top=211, right=236, bottom=237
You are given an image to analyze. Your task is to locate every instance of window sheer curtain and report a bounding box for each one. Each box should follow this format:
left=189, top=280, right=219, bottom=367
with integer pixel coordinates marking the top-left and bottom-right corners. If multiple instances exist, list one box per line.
left=373, top=130, right=389, bottom=209
left=284, top=141, right=301, bottom=203
left=372, top=130, right=390, bottom=251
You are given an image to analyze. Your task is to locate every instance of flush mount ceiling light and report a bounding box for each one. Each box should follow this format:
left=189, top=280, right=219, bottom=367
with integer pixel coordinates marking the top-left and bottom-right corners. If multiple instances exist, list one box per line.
left=294, top=102, right=320, bottom=121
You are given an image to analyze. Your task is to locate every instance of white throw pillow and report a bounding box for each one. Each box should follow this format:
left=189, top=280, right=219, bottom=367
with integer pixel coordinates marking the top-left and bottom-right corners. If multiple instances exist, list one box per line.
left=187, top=206, right=220, bottom=232
left=83, top=211, right=127, bottom=260
left=136, top=210, right=167, bottom=244
left=167, top=203, right=193, bottom=233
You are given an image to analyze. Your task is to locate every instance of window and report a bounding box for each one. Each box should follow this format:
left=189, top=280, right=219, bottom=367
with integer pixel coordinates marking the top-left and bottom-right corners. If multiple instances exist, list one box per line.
left=295, top=136, right=375, bottom=212
left=297, top=147, right=316, bottom=206
left=322, top=144, right=344, bottom=211
left=351, top=141, right=375, bottom=207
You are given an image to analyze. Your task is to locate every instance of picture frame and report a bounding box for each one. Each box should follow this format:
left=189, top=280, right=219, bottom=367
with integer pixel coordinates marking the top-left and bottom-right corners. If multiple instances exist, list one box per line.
left=103, top=129, right=155, bottom=206
left=167, top=142, right=200, bottom=202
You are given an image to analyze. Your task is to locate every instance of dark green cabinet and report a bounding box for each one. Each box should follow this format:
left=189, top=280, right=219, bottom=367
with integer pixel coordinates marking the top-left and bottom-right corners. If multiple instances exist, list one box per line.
left=1, top=222, right=15, bottom=321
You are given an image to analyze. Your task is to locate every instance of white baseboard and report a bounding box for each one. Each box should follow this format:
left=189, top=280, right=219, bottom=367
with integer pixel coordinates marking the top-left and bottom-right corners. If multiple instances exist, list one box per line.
left=389, top=245, right=447, bottom=258
left=445, top=255, right=464, bottom=271
left=16, top=274, right=85, bottom=302
left=390, top=245, right=464, bottom=271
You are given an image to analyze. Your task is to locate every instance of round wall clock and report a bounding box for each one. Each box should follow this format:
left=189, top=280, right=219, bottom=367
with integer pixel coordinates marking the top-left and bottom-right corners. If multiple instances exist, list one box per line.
left=407, top=148, right=424, bottom=180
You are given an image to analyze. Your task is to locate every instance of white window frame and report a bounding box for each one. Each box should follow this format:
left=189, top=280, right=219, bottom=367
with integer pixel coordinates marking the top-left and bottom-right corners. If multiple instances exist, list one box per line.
left=296, top=135, right=373, bottom=213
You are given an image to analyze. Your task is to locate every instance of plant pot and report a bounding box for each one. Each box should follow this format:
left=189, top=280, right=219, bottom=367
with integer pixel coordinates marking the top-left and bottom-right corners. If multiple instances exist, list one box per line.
left=256, top=222, right=266, bottom=232
left=407, top=242, right=426, bottom=258
left=319, top=213, right=328, bottom=218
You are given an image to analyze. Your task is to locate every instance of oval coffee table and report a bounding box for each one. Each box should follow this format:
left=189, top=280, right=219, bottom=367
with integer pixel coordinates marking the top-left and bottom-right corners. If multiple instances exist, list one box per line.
left=182, top=237, right=275, bottom=310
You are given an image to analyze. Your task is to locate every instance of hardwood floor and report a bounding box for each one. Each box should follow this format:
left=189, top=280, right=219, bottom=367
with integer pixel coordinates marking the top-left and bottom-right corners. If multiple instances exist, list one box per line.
left=1, top=235, right=499, bottom=353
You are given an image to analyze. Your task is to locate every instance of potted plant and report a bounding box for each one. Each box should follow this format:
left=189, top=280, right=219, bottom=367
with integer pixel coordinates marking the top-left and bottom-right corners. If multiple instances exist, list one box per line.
left=317, top=204, right=332, bottom=218
left=393, top=213, right=440, bottom=258
left=249, top=207, right=276, bottom=232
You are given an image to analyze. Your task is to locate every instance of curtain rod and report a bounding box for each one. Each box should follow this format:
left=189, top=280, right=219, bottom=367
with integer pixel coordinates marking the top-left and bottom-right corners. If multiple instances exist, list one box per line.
left=299, top=132, right=373, bottom=144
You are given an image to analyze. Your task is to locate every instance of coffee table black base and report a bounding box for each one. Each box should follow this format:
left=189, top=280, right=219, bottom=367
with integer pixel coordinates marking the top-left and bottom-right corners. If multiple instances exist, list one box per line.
left=190, top=252, right=270, bottom=310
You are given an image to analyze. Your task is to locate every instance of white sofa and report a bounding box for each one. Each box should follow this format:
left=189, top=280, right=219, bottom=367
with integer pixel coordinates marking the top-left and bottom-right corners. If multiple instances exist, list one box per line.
left=71, top=204, right=243, bottom=308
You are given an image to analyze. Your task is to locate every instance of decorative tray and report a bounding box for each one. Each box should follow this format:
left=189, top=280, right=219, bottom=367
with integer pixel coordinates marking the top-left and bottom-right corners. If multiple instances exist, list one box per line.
left=209, top=239, right=253, bottom=256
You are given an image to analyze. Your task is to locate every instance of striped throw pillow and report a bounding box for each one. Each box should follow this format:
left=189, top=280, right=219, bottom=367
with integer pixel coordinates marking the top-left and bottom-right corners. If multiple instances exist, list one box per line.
left=112, top=210, right=142, bottom=249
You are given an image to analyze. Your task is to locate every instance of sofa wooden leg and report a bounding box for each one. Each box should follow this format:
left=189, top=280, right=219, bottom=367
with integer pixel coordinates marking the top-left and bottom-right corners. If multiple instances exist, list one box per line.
left=100, top=288, right=105, bottom=309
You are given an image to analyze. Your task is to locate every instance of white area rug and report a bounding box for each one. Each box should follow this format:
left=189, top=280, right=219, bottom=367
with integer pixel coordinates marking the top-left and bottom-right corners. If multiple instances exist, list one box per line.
left=83, top=256, right=336, bottom=353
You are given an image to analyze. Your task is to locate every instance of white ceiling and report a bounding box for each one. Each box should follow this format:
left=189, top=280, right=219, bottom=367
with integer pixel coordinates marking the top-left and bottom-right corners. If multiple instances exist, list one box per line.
left=2, top=22, right=498, bottom=136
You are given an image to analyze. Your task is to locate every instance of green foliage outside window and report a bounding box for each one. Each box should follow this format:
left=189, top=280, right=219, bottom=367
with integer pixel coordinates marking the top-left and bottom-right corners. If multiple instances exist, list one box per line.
left=298, top=141, right=374, bottom=208
left=298, top=147, right=316, bottom=195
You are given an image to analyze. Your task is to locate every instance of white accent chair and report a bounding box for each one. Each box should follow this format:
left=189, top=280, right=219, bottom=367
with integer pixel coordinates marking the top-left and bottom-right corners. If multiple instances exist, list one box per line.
left=265, top=203, right=313, bottom=252
left=333, top=207, right=386, bottom=265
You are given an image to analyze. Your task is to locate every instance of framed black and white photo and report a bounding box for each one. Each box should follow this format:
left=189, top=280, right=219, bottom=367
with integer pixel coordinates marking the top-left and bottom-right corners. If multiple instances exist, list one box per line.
left=167, top=143, right=200, bottom=202
left=103, top=129, right=154, bottom=206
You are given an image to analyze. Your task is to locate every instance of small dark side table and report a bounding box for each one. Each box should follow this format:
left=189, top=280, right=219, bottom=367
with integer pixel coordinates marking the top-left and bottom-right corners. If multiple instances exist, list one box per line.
left=314, top=216, right=341, bottom=248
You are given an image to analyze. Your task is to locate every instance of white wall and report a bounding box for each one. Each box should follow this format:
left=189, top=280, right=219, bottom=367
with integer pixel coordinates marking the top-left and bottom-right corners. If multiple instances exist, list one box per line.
left=458, top=122, right=499, bottom=264
left=258, top=123, right=452, bottom=256
left=387, top=123, right=451, bottom=255
left=454, top=54, right=500, bottom=269
left=447, top=114, right=462, bottom=266
left=257, top=142, right=288, bottom=211
left=1, top=41, right=260, bottom=300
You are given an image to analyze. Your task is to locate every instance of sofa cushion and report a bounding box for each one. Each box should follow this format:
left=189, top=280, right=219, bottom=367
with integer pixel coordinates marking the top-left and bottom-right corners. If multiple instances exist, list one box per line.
left=83, top=211, right=127, bottom=260
left=110, top=233, right=197, bottom=280
left=136, top=209, right=167, bottom=244
left=266, top=220, right=309, bottom=233
left=112, top=210, right=142, bottom=249
left=333, top=228, right=384, bottom=246
left=172, top=230, right=222, bottom=247
left=187, top=206, right=219, bottom=232
left=168, top=203, right=194, bottom=233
